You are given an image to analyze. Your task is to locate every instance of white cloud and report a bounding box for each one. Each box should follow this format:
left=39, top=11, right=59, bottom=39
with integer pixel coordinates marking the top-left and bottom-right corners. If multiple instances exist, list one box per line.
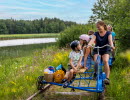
left=0, top=0, right=96, bottom=24
left=37, top=1, right=65, bottom=8
left=0, top=5, right=47, bottom=11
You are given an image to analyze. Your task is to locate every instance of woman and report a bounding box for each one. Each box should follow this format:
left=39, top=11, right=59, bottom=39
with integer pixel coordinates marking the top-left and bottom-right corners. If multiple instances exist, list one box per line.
left=88, top=21, right=115, bottom=85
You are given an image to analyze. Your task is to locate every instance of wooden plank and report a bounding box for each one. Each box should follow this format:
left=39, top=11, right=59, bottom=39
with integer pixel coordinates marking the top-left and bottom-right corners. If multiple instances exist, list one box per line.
left=55, top=92, right=92, bottom=96
left=77, top=68, right=86, bottom=73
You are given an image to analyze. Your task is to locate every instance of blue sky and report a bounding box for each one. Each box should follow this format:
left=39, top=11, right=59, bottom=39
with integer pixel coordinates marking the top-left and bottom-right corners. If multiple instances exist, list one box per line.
left=0, top=0, right=96, bottom=24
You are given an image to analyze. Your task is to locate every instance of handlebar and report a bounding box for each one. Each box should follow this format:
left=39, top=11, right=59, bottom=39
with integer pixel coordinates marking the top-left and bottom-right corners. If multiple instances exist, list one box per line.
left=87, top=44, right=111, bottom=49
left=87, top=44, right=112, bottom=55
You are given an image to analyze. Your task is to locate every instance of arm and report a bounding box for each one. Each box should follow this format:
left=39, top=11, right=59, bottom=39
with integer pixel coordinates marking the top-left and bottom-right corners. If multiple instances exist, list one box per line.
left=108, top=34, right=115, bottom=49
left=76, top=56, right=83, bottom=69
left=88, top=35, right=96, bottom=46
left=69, top=58, right=76, bottom=69
left=84, top=47, right=91, bottom=68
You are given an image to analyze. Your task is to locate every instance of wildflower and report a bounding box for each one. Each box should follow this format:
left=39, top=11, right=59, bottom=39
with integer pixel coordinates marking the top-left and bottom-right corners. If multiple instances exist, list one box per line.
left=121, top=70, right=127, bottom=76
left=19, top=86, right=24, bottom=91
left=26, top=76, right=29, bottom=80
left=10, top=81, right=16, bottom=85
left=12, top=88, right=16, bottom=93
left=52, top=51, right=69, bottom=65
left=120, top=50, right=130, bottom=62
left=117, top=84, right=121, bottom=90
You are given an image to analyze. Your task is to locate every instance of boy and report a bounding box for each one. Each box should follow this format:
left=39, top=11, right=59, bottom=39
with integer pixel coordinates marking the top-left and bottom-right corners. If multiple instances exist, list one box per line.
left=62, top=40, right=83, bottom=88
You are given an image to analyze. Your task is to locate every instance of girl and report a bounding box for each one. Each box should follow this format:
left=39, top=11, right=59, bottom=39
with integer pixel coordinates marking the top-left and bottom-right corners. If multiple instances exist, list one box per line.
left=79, top=34, right=92, bottom=70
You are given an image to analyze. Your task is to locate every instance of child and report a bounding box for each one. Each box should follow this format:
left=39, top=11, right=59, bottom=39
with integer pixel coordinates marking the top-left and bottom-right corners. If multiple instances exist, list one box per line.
left=88, top=30, right=94, bottom=39
left=107, top=25, right=116, bottom=43
left=62, top=40, right=83, bottom=88
left=107, top=25, right=116, bottom=58
left=79, top=34, right=92, bottom=70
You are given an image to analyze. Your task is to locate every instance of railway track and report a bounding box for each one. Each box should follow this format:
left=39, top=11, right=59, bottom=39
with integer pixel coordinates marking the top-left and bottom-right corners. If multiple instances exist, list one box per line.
left=26, top=84, right=52, bottom=100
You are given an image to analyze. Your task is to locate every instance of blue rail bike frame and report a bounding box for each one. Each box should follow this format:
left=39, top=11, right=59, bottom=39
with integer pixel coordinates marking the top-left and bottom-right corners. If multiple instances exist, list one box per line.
left=95, top=46, right=106, bottom=92
left=41, top=45, right=112, bottom=93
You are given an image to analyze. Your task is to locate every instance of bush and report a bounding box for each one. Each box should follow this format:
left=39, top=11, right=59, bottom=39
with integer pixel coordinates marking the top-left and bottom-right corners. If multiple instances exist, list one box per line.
left=57, top=24, right=94, bottom=47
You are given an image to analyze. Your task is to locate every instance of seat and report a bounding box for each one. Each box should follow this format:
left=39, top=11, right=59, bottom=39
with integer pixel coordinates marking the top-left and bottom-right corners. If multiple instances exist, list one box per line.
left=77, top=68, right=87, bottom=73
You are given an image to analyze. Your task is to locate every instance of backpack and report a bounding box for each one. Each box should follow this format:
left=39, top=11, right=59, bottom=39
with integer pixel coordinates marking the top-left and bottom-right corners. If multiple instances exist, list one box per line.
left=53, top=70, right=65, bottom=83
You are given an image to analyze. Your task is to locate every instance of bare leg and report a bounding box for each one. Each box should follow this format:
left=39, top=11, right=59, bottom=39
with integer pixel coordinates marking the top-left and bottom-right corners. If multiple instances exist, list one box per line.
left=94, top=54, right=99, bottom=73
left=64, top=71, right=70, bottom=79
left=102, top=54, right=110, bottom=78
left=67, top=69, right=74, bottom=82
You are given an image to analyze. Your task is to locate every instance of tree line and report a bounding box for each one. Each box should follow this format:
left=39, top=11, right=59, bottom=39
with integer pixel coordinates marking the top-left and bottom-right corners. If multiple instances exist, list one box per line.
left=88, top=0, right=130, bottom=51
left=0, top=17, right=77, bottom=34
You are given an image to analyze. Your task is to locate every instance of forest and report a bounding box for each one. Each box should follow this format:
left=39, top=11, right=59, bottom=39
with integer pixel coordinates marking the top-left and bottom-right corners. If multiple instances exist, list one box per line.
left=0, top=17, right=77, bottom=34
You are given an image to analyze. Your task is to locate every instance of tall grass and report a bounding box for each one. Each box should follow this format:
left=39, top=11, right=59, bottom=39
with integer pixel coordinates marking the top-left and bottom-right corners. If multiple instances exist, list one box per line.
left=0, top=33, right=59, bottom=40
left=0, top=41, right=129, bottom=99
left=105, top=51, right=130, bottom=100
left=0, top=43, right=70, bottom=100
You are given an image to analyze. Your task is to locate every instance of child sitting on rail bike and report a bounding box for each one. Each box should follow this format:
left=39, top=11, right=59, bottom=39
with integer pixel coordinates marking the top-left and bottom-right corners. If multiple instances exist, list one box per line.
left=62, top=40, right=83, bottom=88
left=79, top=34, right=93, bottom=70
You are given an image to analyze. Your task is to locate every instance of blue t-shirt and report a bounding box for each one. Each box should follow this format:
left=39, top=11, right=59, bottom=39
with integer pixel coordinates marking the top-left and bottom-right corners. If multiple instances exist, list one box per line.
left=94, top=31, right=111, bottom=52
left=111, top=32, right=116, bottom=40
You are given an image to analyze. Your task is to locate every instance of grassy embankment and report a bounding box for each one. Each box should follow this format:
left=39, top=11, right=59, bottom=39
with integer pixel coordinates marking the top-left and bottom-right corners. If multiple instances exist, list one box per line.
left=0, top=33, right=59, bottom=40
left=0, top=41, right=129, bottom=99
left=0, top=45, right=129, bottom=100
left=0, top=43, right=71, bottom=100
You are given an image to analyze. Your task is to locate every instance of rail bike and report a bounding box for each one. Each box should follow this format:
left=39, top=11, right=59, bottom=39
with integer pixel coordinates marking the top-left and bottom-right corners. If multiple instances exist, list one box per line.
left=36, top=44, right=114, bottom=98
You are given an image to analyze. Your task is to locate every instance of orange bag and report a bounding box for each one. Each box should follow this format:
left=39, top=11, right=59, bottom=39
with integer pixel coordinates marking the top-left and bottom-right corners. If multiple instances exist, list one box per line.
left=53, top=70, right=65, bottom=83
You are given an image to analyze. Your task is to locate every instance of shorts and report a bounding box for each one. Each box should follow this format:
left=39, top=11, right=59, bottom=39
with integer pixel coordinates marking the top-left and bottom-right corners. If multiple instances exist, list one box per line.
left=67, top=64, right=75, bottom=71
left=93, top=50, right=111, bottom=56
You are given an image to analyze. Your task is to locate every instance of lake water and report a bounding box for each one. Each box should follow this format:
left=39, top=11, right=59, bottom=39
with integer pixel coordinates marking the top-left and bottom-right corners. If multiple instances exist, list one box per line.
left=0, top=38, right=56, bottom=47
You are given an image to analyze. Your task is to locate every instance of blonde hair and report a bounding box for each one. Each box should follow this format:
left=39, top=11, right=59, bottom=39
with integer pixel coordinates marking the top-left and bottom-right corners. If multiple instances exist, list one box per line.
left=107, top=24, right=113, bottom=31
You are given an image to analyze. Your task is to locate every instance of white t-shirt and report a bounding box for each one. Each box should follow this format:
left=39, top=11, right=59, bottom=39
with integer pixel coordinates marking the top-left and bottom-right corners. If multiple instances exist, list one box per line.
left=69, top=50, right=83, bottom=66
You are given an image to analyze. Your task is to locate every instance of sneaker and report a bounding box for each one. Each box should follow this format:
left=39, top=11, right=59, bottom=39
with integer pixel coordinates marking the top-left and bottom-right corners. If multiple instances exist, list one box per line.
left=62, top=81, right=70, bottom=88
left=93, top=73, right=97, bottom=80
left=104, top=78, right=110, bottom=85
left=72, top=74, right=76, bottom=80
left=70, top=80, right=73, bottom=84
left=61, top=79, right=67, bottom=83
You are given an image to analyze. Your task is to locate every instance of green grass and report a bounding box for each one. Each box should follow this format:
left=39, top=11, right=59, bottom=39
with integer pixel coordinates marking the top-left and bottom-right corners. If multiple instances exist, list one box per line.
left=0, top=43, right=57, bottom=99
left=0, top=43, right=129, bottom=100
left=0, top=43, right=55, bottom=60
left=0, top=33, right=59, bottom=40
left=105, top=55, right=130, bottom=100
left=106, top=67, right=130, bottom=100
left=0, top=43, right=70, bottom=100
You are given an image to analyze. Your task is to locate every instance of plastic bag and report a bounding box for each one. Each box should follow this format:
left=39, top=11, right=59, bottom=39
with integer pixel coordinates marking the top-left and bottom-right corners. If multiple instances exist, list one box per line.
left=56, top=64, right=66, bottom=73
left=44, top=66, right=55, bottom=74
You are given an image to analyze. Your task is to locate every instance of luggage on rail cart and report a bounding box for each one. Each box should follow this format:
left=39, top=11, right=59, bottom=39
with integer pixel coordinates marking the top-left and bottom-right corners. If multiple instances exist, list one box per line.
left=53, top=70, right=65, bottom=83
left=44, top=66, right=55, bottom=82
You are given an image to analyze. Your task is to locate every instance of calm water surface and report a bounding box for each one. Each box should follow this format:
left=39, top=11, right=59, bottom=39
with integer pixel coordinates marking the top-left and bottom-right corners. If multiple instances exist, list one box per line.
left=0, top=38, right=56, bottom=47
